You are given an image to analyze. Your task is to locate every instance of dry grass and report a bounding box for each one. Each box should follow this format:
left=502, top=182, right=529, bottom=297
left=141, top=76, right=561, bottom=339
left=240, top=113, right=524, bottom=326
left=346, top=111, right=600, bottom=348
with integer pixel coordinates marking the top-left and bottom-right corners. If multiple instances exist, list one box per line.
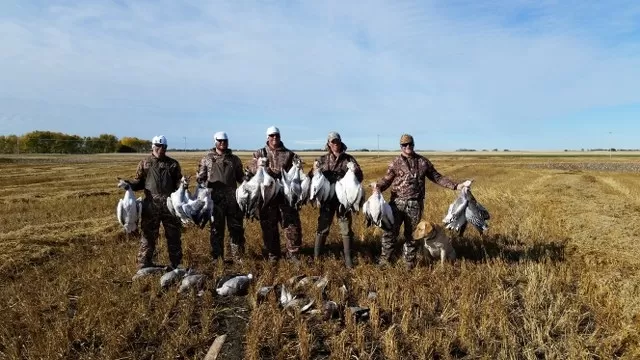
left=1, top=152, right=640, bottom=359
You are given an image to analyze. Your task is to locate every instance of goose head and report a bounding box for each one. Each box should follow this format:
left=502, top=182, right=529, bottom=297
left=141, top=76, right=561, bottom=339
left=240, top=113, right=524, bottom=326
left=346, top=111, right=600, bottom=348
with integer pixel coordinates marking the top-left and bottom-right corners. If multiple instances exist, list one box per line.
left=346, top=161, right=355, bottom=171
left=116, top=178, right=131, bottom=191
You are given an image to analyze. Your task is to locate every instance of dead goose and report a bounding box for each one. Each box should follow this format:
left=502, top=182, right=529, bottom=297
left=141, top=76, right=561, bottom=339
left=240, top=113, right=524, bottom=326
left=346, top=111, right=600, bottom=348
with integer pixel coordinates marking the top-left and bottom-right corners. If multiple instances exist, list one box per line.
left=236, top=168, right=262, bottom=221
left=178, top=269, right=207, bottom=295
left=116, top=177, right=142, bottom=234
left=442, top=184, right=471, bottom=234
left=465, top=188, right=490, bottom=235
left=260, top=165, right=281, bottom=208
left=362, top=190, right=394, bottom=231
left=167, top=175, right=193, bottom=225
left=160, top=267, right=187, bottom=288
left=281, top=158, right=305, bottom=209
left=283, top=297, right=315, bottom=315
left=299, top=169, right=311, bottom=205
left=334, top=161, right=364, bottom=214
left=309, top=161, right=332, bottom=207
left=183, top=182, right=214, bottom=228
left=132, top=265, right=168, bottom=280
left=216, top=273, right=253, bottom=296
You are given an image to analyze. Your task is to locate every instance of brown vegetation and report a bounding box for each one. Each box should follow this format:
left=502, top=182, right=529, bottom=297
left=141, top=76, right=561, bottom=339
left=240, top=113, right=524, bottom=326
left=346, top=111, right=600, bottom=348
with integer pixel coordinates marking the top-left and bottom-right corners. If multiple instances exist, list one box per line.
left=1, top=153, right=639, bottom=359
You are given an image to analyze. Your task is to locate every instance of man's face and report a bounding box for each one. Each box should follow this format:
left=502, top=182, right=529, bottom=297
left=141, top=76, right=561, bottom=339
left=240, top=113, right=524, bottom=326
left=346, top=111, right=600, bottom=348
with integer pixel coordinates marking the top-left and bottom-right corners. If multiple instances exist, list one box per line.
left=329, top=138, right=341, bottom=153
left=216, top=139, right=228, bottom=152
left=401, top=142, right=415, bottom=156
left=267, top=133, right=280, bottom=147
left=152, top=144, right=166, bottom=158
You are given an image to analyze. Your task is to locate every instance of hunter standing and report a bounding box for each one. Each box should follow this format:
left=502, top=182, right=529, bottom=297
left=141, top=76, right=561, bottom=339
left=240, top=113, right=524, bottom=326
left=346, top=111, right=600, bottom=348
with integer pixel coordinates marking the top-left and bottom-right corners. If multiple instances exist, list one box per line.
left=247, top=126, right=303, bottom=264
left=126, top=135, right=184, bottom=270
left=310, top=131, right=363, bottom=268
left=372, top=134, right=472, bottom=269
left=196, top=131, right=246, bottom=264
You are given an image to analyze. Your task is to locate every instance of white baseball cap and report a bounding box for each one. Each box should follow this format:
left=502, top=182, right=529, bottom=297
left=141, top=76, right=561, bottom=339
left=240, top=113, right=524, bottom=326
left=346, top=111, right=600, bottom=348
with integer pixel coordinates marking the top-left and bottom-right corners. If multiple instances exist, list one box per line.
left=152, top=135, right=167, bottom=147
left=214, top=131, right=228, bottom=141
left=266, top=126, right=280, bottom=136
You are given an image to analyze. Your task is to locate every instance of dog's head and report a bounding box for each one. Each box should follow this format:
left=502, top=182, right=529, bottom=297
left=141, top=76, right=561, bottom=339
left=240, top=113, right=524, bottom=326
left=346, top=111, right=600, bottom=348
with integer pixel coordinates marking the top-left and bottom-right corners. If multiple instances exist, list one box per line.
left=412, top=220, right=439, bottom=240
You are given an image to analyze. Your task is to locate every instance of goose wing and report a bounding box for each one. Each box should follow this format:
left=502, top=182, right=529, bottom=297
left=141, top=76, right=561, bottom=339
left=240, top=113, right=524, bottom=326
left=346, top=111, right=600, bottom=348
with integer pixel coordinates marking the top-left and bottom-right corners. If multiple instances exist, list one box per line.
left=299, top=171, right=311, bottom=205
left=116, top=199, right=125, bottom=226
left=166, top=197, right=176, bottom=217
left=381, top=197, right=394, bottom=231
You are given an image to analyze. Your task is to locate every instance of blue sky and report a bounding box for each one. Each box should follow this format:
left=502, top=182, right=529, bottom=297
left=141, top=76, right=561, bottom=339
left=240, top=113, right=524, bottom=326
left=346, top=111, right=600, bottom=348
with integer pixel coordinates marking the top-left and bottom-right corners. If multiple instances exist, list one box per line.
left=1, top=0, right=639, bottom=150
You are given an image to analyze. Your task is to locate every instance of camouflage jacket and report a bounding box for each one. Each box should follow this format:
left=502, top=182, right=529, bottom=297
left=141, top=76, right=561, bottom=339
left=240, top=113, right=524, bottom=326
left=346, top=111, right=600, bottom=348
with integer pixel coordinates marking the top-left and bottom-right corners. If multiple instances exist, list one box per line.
left=129, top=154, right=182, bottom=199
left=196, top=149, right=243, bottom=190
left=248, top=142, right=301, bottom=179
left=308, top=144, right=364, bottom=183
left=375, top=154, right=457, bottom=201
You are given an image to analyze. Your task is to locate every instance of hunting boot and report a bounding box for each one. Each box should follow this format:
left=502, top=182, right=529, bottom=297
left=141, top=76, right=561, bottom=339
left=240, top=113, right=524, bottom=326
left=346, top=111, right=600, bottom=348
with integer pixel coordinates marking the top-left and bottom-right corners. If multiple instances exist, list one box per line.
left=231, top=244, right=245, bottom=265
left=314, top=233, right=327, bottom=260
left=342, top=236, right=354, bottom=269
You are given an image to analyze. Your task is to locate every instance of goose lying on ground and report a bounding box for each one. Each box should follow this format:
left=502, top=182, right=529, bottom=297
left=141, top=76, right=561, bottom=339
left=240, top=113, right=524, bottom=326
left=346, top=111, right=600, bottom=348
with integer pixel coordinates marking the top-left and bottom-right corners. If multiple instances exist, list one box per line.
left=215, top=273, right=253, bottom=296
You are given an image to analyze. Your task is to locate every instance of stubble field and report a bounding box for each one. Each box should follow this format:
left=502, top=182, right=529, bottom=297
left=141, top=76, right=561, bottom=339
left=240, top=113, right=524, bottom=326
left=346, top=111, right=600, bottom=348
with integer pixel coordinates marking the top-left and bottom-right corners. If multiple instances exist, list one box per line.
left=1, top=152, right=639, bottom=359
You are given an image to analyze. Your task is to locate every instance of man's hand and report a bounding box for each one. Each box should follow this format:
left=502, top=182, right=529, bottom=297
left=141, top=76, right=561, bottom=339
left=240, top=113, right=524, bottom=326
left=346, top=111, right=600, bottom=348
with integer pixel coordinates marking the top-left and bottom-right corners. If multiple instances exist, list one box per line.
left=257, top=157, right=268, bottom=167
left=458, top=179, right=473, bottom=189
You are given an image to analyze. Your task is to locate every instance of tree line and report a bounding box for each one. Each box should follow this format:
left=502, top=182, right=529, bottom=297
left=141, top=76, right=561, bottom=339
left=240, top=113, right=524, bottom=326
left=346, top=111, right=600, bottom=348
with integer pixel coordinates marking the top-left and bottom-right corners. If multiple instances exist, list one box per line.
left=0, top=131, right=153, bottom=154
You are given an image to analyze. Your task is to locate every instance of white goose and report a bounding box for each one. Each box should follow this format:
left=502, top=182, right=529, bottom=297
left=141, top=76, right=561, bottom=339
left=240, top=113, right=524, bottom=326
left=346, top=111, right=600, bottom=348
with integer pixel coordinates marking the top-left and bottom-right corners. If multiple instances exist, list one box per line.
left=309, top=161, right=332, bottom=207
left=362, top=190, right=394, bottom=231
left=116, top=177, right=142, bottom=234
left=182, top=182, right=214, bottom=228
left=261, top=162, right=281, bottom=208
left=236, top=166, right=264, bottom=220
left=443, top=184, right=471, bottom=234
left=334, top=161, right=364, bottom=214
left=167, top=175, right=193, bottom=224
left=215, top=273, right=253, bottom=296
left=281, top=158, right=305, bottom=208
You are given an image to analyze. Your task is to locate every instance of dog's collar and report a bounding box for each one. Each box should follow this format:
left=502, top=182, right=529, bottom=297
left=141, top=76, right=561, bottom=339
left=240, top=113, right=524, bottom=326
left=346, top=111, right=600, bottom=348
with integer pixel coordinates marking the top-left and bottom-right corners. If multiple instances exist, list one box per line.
left=423, top=227, right=438, bottom=240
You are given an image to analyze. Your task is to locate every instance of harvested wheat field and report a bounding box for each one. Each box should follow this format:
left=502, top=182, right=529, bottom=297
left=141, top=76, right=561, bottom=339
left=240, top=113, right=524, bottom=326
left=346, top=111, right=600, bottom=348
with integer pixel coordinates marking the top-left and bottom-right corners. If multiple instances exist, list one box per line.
left=1, top=152, right=640, bottom=360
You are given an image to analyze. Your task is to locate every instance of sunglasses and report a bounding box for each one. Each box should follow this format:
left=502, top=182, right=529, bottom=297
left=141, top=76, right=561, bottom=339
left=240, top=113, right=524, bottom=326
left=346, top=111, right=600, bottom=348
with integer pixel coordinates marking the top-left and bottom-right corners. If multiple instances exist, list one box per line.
left=216, top=139, right=228, bottom=143
left=153, top=143, right=166, bottom=148
left=401, top=143, right=414, bottom=148
left=329, top=139, right=341, bottom=144
left=268, top=134, right=280, bottom=138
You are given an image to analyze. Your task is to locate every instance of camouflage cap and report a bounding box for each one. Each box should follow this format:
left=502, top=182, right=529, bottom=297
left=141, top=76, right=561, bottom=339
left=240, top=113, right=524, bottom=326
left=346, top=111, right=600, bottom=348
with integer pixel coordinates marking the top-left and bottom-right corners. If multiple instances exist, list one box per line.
left=327, top=131, right=341, bottom=142
left=399, top=134, right=414, bottom=145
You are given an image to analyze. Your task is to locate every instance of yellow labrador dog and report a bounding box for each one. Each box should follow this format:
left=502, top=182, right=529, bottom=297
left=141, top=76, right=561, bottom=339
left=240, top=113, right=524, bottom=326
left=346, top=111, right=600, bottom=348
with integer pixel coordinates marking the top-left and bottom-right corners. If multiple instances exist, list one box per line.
left=412, top=220, right=456, bottom=265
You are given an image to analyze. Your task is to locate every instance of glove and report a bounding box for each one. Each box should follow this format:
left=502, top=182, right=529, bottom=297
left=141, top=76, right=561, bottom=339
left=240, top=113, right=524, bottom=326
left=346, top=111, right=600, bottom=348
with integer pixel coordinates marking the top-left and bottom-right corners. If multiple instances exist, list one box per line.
left=458, top=179, right=473, bottom=189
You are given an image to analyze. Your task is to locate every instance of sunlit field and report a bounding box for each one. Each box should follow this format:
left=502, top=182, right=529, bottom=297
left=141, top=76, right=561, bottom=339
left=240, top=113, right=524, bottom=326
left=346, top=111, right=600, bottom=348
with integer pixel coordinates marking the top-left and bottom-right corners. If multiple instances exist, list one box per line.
left=1, top=152, right=639, bottom=359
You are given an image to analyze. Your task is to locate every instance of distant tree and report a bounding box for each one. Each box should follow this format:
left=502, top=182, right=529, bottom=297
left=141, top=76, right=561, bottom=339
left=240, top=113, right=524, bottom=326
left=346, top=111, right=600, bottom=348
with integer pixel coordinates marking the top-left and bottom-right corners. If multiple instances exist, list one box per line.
left=119, top=137, right=152, bottom=153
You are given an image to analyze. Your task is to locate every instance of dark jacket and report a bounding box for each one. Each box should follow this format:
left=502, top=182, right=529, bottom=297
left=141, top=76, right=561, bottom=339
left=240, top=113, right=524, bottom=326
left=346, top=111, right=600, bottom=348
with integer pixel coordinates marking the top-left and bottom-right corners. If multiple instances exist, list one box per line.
left=248, top=141, right=301, bottom=179
left=129, top=154, right=183, bottom=199
left=196, top=149, right=243, bottom=189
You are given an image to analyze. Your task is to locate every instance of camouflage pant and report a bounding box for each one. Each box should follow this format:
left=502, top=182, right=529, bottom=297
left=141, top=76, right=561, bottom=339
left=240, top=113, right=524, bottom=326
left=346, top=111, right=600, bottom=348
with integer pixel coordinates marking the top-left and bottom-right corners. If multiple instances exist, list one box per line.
left=137, top=196, right=183, bottom=269
left=259, top=194, right=302, bottom=260
left=316, top=197, right=354, bottom=240
left=210, top=189, right=245, bottom=260
left=380, top=199, right=423, bottom=264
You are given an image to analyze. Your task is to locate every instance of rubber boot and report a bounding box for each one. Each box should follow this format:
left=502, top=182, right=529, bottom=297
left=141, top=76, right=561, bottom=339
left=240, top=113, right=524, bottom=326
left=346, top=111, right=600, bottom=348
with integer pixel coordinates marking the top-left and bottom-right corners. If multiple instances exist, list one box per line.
left=314, top=233, right=327, bottom=260
left=342, top=236, right=354, bottom=268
